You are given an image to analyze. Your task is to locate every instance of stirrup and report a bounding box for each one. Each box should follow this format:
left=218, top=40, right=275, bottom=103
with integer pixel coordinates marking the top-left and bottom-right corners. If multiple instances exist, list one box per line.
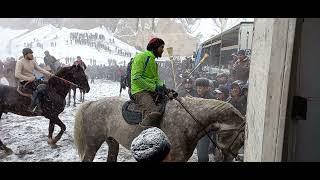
left=138, top=122, right=153, bottom=128
left=32, top=106, right=38, bottom=112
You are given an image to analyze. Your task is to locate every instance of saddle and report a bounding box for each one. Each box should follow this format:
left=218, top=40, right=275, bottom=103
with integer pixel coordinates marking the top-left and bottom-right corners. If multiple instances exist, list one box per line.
left=121, top=100, right=167, bottom=125
left=17, top=82, right=33, bottom=97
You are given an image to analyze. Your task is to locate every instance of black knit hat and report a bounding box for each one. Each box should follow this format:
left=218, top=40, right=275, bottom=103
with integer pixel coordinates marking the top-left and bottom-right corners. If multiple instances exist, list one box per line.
left=22, top=48, right=33, bottom=56
left=146, top=38, right=165, bottom=52
left=195, top=78, right=210, bottom=87
left=217, top=85, right=229, bottom=96
left=237, top=49, right=246, bottom=56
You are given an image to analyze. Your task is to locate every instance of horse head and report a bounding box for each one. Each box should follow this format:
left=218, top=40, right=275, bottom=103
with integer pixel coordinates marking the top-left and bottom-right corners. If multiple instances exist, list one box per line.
left=55, top=65, right=90, bottom=93
left=212, top=104, right=246, bottom=161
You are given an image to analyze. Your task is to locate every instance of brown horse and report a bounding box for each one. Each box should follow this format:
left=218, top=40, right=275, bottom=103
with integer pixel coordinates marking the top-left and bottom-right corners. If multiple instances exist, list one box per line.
left=0, top=65, right=90, bottom=155
left=74, top=96, right=245, bottom=162
left=67, top=86, right=85, bottom=107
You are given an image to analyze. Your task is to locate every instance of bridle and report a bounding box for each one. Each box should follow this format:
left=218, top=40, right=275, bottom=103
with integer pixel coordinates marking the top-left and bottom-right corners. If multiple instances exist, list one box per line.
left=216, top=122, right=246, bottom=159
left=52, top=75, right=80, bottom=89
left=174, top=96, right=245, bottom=160
left=21, top=75, right=80, bottom=92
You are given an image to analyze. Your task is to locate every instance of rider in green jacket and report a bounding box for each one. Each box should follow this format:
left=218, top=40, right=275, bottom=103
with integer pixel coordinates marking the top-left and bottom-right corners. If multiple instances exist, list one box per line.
left=131, top=37, right=177, bottom=127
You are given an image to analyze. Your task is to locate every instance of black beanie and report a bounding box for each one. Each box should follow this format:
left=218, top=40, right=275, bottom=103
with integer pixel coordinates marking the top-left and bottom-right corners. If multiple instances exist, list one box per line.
left=195, top=78, right=210, bottom=87
left=237, top=49, right=246, bottom=56
left=22, top=48, right=33, bottom=56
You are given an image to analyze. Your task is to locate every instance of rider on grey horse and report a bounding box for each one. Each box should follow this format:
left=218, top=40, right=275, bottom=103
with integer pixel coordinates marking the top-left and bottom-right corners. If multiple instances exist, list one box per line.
left=15, top=48, right=54, bottom=113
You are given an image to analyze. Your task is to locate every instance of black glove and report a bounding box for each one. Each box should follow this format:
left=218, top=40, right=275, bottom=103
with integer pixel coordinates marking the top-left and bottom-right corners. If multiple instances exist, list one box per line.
left=155, top=84, right=166, bottom=97
left=165, top=88, right=178, bottom=100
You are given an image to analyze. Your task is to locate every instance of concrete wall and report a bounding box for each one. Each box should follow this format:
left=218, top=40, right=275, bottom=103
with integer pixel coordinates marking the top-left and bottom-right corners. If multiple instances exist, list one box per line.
left=239, top=23, right=254, bottom=50
left=244, top=18, right=296, bottom=161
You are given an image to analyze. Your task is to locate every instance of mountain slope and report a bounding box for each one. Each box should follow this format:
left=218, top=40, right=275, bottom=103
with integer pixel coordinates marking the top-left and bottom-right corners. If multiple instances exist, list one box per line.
left=1, top=24, right=139, bottom=65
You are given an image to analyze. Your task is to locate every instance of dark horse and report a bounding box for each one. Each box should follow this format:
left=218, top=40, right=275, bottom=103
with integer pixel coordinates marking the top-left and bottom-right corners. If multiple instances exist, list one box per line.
left=0, top=65, right=90, bottom=155
left=67, top=86, right=85, bottom=107
left=2, top=60, right=17, bottom=87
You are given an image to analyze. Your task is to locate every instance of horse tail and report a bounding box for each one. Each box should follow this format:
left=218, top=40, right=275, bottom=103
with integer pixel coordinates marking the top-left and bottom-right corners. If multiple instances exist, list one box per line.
left=74, top=101, right=93, bottom=161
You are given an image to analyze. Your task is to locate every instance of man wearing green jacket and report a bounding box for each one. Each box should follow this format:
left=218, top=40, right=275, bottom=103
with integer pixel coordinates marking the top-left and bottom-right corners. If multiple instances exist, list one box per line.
left=131, top=38, right=175, bottom=127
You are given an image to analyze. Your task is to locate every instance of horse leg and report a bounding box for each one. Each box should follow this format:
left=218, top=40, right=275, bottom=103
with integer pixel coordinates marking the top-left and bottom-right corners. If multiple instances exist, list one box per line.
left=81, top=91, right=85, bottom=102
left=0, top=111, right=13, bottom=155
left=47, top=120, right=55, bottom=144
left=67, top=89, right=71, bottom=106
left=0, top=139, right=13, bottom=155
left=50, top=117, right=66, bottom=144
left=106, top=137, right=119, bottom=162
left=81, top=138, right=105, bottom=162
left=73, top=88, right=76, bottom=107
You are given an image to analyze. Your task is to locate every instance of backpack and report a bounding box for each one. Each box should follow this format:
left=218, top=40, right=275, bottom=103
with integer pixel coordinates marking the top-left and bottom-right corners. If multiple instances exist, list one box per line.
left=120, top=56, right=150, bottom=100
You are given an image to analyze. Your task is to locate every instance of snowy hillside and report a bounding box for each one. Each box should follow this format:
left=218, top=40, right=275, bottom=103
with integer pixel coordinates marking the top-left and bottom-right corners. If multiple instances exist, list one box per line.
left=0, top=27, right=29, bottom=57
left=0, top=24, right=139, bottom=65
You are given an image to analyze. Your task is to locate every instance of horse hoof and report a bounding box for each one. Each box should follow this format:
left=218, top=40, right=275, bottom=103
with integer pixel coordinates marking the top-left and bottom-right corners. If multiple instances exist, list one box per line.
left=5, top=148, right=13, bottom=155
left=50, top=144, right=59, bottom=149
left=47, top=138, right=55, bottom=145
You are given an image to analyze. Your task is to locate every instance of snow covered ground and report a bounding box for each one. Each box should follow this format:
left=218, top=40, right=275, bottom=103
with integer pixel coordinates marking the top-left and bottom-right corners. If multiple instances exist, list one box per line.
left=0, top=79, right=214, bottom=162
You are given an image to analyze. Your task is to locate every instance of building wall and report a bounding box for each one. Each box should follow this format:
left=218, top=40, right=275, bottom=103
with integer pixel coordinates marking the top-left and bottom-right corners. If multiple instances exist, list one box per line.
left=244, top=18, right=296, bottom=161
left=238, top=23, right=254, bottom=50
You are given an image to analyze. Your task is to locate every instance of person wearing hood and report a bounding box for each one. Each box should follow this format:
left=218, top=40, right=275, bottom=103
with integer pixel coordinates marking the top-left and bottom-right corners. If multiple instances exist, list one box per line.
left=227, top=80, right=247, bottom=115
left=232, top=49, right=251, bottom=83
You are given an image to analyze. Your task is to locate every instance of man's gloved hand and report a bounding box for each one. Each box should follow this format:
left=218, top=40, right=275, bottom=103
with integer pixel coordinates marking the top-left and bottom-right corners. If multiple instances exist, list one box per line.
left=155, top=84, right=166, bottom=97
left=164, top=88, right=178, bottom=100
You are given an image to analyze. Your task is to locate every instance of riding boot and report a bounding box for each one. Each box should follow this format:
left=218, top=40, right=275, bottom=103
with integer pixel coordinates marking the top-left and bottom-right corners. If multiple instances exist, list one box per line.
left=139, top=112, right=162, bottom=128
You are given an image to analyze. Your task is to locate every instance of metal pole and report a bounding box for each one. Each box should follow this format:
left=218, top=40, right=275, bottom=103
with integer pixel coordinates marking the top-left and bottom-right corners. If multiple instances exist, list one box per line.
left=218, top=27, right=223, bottom=73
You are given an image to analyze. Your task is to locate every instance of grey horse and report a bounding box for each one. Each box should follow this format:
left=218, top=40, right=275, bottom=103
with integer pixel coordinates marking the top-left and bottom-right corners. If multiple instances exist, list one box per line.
left=74, top=96, right=245, bottom=162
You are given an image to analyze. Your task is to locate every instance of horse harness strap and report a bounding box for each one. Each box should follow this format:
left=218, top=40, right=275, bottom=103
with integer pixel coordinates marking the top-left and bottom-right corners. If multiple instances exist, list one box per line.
left=174, top=97, right=223, bottom=152
left=174, top=97, right=243, bottom=159
left=52, top=76, right=79, bottom=88
left=17, top=84, right=32, bottom=97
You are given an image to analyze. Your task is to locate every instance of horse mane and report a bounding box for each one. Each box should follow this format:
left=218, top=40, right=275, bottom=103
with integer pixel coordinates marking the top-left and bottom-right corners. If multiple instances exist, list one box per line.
left=179, top=96, right=244, bottom=120
left=55, top=66, right=72, bottom=77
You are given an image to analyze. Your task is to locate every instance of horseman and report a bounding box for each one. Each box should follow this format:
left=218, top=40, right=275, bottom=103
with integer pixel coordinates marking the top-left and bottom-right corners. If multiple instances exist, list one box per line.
left=43, top=50, right=58, bottom=73
left=73, top=56, right=87, bottom=71
left=130, top=37, right=177, bottom=128
left=15, top=48, right=54, bottom=113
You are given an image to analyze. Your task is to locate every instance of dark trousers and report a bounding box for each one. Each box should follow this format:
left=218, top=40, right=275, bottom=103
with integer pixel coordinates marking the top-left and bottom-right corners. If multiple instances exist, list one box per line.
left=21, top=80, right=46, bottom=107
left=197, top=131, right=216, bottom=162
left=133, top=91, right=161, bottom=118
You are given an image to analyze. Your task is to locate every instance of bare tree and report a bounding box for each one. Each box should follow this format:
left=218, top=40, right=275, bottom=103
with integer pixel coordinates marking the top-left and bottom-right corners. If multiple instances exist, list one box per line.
left=151, top=18, right=155, bottom=33
left=177, top=18, right=201, bottom=34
